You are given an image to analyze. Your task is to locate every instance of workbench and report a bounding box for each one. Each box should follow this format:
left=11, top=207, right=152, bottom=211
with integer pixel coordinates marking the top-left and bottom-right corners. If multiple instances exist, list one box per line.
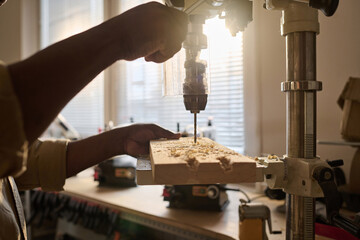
left=58, top=169, right=286, bottom=240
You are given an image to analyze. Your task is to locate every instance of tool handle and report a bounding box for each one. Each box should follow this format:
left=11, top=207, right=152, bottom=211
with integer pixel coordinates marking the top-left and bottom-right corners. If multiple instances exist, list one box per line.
left=309, top=0, right=339, bottom=16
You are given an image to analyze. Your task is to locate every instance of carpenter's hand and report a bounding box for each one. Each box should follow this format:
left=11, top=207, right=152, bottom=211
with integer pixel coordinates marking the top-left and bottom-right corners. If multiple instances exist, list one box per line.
left=120, top=124, right=180, bottom=157
left=114, top=2, right=188, bottom=63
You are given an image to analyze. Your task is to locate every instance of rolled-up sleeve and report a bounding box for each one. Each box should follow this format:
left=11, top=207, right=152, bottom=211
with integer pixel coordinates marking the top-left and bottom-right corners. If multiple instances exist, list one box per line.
left=15, top=139, right=69, bottom=191
left=0, top=61, right=28, bottom=178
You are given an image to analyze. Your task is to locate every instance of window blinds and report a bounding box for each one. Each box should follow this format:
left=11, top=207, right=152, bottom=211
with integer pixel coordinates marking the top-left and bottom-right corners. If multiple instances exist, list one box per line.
left=40, top=0, right=104, bottom=137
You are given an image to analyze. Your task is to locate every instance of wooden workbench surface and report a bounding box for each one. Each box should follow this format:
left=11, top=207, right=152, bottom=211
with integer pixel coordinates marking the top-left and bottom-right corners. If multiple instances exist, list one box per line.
left=63, top=170, right=286, bottom=240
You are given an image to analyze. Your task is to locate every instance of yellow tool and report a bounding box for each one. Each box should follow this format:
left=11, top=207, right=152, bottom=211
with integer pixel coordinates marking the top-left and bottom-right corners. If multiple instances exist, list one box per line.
left=239, top=200, right=281, bottom=240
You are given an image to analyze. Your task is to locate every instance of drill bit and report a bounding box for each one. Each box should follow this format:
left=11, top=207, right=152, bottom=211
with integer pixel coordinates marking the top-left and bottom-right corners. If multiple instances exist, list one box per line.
left=194, top=113, right=197, bottom=143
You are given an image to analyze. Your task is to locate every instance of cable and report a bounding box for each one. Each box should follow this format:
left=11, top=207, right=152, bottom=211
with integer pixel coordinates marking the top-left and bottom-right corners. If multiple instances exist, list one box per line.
left=249, top=195, right=267, bottom=202
left=221, top=187, right=251, bottom=203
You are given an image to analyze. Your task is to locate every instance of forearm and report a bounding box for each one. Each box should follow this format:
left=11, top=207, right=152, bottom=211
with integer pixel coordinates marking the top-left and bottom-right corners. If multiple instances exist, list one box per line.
left=65, top=124, right=180, bottom=177
left=7, top=2, right=187, bottom=144
left=66, top=129, right=125, bottom=177
left=8, top=19, right=123, bottom=144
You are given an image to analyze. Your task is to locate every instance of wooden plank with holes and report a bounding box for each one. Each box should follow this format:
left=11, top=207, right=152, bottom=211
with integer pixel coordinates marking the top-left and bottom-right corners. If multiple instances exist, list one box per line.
left=149, top=137, right=257, bottom=185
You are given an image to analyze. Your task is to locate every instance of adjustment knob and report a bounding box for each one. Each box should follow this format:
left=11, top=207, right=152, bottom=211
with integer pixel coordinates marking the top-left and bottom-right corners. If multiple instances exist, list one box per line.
left=309, top=0, right=339, bottom=17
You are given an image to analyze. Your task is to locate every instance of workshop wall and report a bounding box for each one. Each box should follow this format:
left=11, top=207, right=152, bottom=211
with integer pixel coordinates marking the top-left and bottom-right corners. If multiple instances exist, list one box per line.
left=247, top=0, right=360, bottom=180
left=0, top=0, right=39, bottom=62
left=317, top=0, right=360, bottom=180
left=0, top=0, right=22, bottom=63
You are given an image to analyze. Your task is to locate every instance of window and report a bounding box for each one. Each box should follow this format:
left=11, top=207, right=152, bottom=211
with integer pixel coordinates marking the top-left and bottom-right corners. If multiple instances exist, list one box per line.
left=40, top=0, right=104, bottom=137
left=116, top=1, right=245, bottom=153
left=40, top=0, right=245, bottom=152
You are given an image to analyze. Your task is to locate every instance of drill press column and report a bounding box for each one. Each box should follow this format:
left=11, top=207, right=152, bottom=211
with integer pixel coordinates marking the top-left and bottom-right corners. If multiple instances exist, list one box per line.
left=265, top=0, right=339, bottom=238
left=280, top=3, right=320, bottom=240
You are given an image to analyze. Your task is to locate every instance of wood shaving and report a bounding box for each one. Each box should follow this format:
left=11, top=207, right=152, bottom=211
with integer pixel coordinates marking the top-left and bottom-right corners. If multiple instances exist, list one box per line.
left=151, top=138, right=241, bottom=172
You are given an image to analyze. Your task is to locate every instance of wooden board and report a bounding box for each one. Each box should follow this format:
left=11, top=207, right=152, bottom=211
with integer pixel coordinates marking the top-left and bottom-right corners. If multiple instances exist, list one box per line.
left=150, top=137, right=257, bottom=185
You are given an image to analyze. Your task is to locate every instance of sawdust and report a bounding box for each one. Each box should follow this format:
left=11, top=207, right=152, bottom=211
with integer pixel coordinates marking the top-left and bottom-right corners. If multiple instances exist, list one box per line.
left=155, top=138, right=240, bottom=172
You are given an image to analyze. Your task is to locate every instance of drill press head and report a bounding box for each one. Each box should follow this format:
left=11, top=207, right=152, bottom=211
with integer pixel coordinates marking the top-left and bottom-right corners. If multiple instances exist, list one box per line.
left=183, top=60, right=208, bottom=114
left=164, top=0, right=253, bottom=142
left=182, top=14, right=208, bottom=143
left=183, top=14, right=208, bottom=114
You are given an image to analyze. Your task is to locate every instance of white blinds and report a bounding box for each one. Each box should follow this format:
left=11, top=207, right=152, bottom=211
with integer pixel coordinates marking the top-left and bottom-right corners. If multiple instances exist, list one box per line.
left=40, top=0, right=104, bottom=137
left=116, top=1, right=244, bottom=153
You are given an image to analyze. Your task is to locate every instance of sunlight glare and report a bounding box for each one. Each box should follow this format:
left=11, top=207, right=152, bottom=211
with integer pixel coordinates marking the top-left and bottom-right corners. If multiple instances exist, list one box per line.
left=203, top=16, right=243, bottom=58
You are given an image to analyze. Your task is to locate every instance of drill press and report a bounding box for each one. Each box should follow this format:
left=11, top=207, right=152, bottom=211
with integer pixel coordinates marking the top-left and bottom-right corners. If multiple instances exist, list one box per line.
left=163, top=0, right=339, bottom=239
left=183, top=14, right=208, bottom=143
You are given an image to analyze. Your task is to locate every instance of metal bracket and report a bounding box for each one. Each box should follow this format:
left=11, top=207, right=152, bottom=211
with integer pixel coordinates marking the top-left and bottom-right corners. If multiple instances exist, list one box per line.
left=257, top=155, right=330, bottom=198
left=255, top=155, right=286, bottom=189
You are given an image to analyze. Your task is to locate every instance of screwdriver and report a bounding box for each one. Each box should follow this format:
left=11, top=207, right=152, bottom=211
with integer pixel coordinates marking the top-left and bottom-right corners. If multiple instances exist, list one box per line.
left=194, top=113, right=197, bottom=143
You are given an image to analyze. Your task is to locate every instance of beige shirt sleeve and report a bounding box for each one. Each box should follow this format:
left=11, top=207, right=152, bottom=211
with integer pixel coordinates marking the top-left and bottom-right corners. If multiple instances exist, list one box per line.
left=0, top=61, right=28, bottom=178
left=15, top=139, right=69, bottom=191
left=0, top=61, right=68, bottom=191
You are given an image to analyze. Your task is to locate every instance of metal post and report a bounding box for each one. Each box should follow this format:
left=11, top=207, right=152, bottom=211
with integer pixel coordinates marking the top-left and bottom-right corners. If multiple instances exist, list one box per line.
left=285, top=32, right=317, bottom=240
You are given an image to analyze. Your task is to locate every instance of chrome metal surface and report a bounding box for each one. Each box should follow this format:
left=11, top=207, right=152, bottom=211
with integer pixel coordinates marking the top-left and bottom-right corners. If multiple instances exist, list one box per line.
left=281, top=81, right=322, bottom=92
left=286, top=195, right=315, bottom=240
left=183, top=94, right=208, bottom=112
left=285, top=31, right=317, bottom=240
left=286, top=31, right=317, bottom=159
